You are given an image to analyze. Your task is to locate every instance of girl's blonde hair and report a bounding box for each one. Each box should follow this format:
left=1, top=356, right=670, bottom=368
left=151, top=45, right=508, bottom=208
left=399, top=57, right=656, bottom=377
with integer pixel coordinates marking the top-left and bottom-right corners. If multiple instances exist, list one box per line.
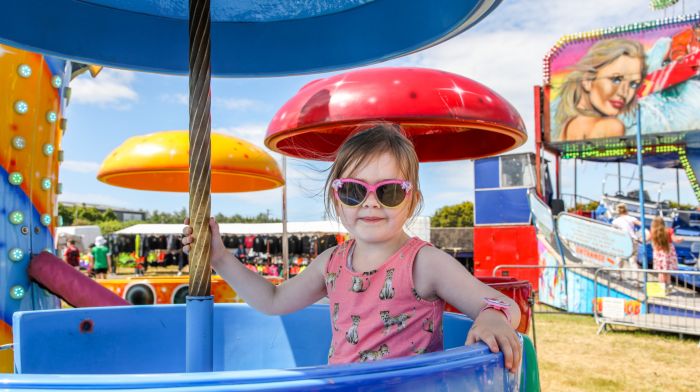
left=554, top=39, right=647, bottom=136
left=616, top=203, right=628, bottom=215
left=651, top=216, right=670, bottom=251
left=324, top=123, right=423, bottom=220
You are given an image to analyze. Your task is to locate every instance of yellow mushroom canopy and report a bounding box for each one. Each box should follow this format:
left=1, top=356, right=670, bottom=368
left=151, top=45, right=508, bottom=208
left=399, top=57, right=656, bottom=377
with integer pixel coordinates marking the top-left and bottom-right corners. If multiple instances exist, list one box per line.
left=97, top=131, right=284, bottom=192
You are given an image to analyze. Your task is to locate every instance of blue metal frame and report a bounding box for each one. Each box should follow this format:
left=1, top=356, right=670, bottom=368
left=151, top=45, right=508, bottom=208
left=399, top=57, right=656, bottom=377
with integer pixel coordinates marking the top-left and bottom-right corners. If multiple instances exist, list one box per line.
left=186, top=295, right=214, bottom=372
left=12, top=304, right=523, bottom=391
left=0, top=0, right=500, bottom=76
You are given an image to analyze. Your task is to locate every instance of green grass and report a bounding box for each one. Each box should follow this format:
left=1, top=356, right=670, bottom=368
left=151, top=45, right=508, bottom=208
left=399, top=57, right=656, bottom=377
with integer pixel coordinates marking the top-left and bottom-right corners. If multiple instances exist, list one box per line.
left=535, top=312, right=698, bottom=392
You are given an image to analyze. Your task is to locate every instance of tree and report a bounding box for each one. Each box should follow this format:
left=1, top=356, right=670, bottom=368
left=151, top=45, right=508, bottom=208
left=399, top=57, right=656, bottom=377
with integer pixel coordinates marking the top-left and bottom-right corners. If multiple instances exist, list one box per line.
left=58, top=203, right=74, bottom=226
left=431, top=201, right=474, bottom=227
left=99, top=220, right=142, bottom=235
left=667, top=201, right=696, bottom=210
left=57, top=203, right=282, bottom=226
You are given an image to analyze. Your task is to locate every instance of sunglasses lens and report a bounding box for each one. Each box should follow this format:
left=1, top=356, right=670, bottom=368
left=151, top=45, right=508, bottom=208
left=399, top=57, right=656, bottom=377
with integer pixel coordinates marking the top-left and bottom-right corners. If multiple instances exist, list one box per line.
left=337, top=182, right=367, bottom=206
left=376, top=183, right=407, bottom=207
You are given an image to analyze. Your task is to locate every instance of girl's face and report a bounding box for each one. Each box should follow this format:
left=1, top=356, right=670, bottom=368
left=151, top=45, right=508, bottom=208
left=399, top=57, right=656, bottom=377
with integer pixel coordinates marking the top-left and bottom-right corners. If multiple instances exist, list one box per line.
left=584, top=55, right=643, bottom=116
left=335, top=152, right=412, bottom=245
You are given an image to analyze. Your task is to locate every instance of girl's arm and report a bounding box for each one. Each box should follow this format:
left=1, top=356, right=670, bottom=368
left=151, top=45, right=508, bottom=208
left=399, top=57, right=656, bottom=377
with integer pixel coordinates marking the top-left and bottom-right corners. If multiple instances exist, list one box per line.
left=184, top=218, right=328, bottom=315
left=414, top=246, right=521, bottom=372
left=415, top=247, right=520, bottom=327
left=212, top=248, right=330, bottom=315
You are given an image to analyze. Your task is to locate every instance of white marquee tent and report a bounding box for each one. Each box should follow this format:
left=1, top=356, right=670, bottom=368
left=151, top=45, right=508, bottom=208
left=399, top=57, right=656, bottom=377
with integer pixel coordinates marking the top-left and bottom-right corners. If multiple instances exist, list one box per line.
left=113, top=217, right=430, bottom=242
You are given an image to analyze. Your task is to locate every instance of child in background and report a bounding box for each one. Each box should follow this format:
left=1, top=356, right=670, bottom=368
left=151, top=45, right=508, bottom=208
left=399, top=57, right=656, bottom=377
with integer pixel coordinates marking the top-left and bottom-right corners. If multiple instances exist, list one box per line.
left=62, top=239, right=81, bottom=270
left=91, top=236, right=112, bottom=279
left=87, top=243, right=96, bottom=278
left=182, top=123, right=520, bottom=369
left=650, top=216, right=678, bottom=289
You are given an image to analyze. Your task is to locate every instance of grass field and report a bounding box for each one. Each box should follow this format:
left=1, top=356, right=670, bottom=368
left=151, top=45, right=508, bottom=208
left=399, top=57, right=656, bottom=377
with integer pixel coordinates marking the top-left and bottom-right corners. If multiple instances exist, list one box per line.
left=535, top=312, right=699, bottom=392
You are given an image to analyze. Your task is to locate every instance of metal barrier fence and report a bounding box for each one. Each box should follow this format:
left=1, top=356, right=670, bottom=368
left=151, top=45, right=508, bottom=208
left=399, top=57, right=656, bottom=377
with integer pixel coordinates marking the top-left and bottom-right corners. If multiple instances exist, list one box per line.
left=493, top=264, right=604, bottom=314
left=493, top=264, right=700, bottom=340
left=594, top=268, right=700, bottom=338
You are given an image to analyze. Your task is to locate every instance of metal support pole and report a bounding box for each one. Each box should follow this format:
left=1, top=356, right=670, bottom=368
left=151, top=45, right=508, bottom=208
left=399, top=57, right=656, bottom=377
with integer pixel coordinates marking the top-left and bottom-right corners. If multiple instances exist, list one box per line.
left=186, top=0, right=213, bottom=373
left=573, top=158, right=578, bottom=208
left=635, top=108, right=648, bottom=308
left=186, top=295, right=213, bottom=372
left=282, top=156, right=289, bottom=280
left=556, top=154, right=561, bottom=199
left=618, top=162, right=622, bottom=194
left=676, top=168, right=681, bottom=205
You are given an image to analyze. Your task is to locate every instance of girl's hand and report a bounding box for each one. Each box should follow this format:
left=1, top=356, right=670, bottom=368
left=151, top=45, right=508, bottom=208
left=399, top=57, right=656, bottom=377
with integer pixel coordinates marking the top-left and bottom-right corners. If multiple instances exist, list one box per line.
left=466, top=309, right=522, bottom=373
left=181, top=217, right=228, bottom=265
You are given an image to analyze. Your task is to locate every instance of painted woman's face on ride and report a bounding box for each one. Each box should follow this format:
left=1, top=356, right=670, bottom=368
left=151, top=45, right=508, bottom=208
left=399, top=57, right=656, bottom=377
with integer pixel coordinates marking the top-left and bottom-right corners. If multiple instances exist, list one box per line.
left=585, top=55, right=643, bottom=117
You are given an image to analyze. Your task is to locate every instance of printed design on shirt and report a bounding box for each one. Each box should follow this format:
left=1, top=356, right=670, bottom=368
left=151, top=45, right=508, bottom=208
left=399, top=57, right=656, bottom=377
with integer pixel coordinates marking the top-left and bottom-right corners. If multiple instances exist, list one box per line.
left=410, top=341, right=427, bottom=355
left=363, top=269, right=377, bottom=276
left=422, top=318, right=434, bottom=333
left=345, top=315, right=361, bottom=345
left=411, top=287, right=423, bottom=301
left=379, top=310, right=413, bottom=334
left=379, top=268, right=395, bottom=300
left=350, top=276, right=369, bottom=293
left=325, top=265, right=341, bottom=291
left=358, top=344, right=389, bottom=362
left=332, top=303, right=340, bottom=331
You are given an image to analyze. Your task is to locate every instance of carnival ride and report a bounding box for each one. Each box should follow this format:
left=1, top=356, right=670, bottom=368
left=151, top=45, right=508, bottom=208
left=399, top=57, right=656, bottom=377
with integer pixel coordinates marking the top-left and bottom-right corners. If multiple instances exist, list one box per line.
left=0, top=0, right=541, bottom=390
left=489, top=13, right=700, bottom=333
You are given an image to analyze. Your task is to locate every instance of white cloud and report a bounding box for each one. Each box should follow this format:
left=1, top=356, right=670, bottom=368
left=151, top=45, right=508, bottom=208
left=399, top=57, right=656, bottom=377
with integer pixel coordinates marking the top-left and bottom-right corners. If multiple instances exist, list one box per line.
left=160, top=93, right=188, bottom=105
left=70, top=68, right=138, bottom=109
left=214, top=97, right=267, bottom=111
left=213, top=123, right=268, bottom=147
left=58, top=192, right=130, bottom=208
left=61, top=160, right=101, bottom=173
left=161, top=94, right=265, bottom=111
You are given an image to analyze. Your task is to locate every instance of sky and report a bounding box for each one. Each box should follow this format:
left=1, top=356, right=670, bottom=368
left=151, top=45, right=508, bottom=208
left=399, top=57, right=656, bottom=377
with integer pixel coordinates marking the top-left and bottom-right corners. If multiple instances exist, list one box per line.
left=57, top=0, right=700, bottom=221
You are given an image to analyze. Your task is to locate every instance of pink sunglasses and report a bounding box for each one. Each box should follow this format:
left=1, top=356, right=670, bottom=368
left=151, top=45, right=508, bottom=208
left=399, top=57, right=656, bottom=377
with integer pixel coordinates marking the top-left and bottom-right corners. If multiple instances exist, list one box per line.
left=331, top=178, right=412, bottom=208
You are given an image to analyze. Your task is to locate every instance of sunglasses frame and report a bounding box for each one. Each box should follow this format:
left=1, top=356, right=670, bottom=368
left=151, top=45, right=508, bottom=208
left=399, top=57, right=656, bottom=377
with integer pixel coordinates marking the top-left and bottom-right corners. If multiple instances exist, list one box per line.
left=331, top=178, right=412, bottom=208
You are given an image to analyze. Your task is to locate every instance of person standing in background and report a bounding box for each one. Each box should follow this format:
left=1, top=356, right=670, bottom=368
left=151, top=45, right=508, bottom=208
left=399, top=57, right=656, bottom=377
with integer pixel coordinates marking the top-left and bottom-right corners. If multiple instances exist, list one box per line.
left=650, top=216, right=678, bottom=292
left=612, top=204, right=642, bottom=270
left=91, top=236, right=112, bottom=279
left=62, top=239, right=81, bottom=270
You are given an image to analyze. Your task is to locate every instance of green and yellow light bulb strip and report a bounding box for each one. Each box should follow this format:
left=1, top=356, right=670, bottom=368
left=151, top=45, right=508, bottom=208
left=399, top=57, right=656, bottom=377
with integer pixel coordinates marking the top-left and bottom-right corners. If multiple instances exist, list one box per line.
left=677, top=148, right=700, bottom=202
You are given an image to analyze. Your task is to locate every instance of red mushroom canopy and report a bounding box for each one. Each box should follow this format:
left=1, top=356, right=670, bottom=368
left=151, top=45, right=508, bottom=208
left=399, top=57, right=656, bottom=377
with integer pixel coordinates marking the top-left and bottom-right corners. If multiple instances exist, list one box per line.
left=265, top=67, right=526, bottom=162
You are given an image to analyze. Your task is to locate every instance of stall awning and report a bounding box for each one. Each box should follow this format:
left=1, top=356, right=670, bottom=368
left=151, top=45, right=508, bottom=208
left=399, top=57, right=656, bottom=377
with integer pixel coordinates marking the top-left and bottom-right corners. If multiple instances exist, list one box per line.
left=112, top=217, right=431, bottom=242
left=114, top=221, right=348, bottom=236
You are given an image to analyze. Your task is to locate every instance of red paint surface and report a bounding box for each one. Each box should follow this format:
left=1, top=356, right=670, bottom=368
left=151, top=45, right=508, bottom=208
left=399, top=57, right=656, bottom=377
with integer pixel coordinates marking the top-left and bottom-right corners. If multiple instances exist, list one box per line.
left=473, top=225, right=540, bottom=292
left=266, top=67, right=526, bottom=162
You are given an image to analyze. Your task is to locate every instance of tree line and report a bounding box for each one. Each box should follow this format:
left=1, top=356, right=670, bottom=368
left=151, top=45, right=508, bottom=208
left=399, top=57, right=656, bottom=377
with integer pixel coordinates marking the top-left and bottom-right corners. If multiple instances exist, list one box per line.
left=58, top=204, right=281, bottom=235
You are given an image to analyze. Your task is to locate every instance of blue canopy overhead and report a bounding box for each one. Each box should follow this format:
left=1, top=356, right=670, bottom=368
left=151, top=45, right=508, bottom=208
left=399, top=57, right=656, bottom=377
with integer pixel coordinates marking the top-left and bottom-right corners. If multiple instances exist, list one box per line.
left=0, top=0, right=500, bottom=76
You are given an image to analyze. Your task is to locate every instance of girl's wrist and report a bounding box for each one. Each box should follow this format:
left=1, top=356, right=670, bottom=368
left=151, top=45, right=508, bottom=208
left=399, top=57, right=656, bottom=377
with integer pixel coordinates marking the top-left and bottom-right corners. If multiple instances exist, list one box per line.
left=478, top=297, right=511, bottom=324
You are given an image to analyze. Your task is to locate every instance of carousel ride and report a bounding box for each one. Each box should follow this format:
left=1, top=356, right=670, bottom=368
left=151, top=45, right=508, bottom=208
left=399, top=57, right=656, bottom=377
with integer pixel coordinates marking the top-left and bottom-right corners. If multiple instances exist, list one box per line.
left=0, top=0, right=540, bottom=390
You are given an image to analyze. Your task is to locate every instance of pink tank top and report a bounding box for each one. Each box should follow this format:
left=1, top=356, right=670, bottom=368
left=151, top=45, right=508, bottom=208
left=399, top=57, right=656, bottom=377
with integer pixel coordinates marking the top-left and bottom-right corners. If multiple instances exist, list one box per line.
left=324, top=237, right=445, bottom=364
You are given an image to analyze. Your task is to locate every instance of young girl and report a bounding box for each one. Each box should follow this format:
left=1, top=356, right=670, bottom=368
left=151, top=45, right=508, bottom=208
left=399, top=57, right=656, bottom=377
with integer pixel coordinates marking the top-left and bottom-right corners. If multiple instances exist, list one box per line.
left=650, top=216, right=678, bottom=287
left=182, top=123, right=521, bottom=370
